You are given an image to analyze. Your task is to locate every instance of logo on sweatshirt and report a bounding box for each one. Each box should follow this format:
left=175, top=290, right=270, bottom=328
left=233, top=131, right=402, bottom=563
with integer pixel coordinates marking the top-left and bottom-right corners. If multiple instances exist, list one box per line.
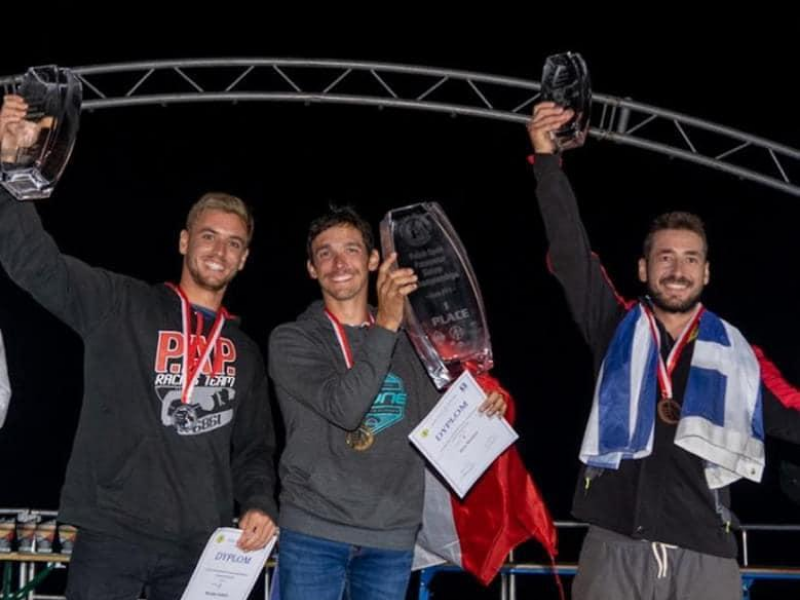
left=153, top=330, right=239, bottom=435
left=361, top=373, right=407, bottom=435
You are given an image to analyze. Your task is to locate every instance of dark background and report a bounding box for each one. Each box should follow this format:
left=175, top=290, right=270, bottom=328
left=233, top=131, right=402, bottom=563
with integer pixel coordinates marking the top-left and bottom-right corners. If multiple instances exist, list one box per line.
left=0, top=14, right=798, bottom=599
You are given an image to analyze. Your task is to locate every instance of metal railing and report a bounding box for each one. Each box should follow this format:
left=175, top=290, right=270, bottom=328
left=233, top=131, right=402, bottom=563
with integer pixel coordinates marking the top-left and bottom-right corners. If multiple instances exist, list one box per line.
left=416, top=521, right=800, bottom=600
left=2, top=509, right=800, bottom=599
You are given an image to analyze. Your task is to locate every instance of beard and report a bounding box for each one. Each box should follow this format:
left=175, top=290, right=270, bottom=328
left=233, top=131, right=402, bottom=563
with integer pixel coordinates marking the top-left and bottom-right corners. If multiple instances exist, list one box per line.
left=647, top=276, right=703, bottom=314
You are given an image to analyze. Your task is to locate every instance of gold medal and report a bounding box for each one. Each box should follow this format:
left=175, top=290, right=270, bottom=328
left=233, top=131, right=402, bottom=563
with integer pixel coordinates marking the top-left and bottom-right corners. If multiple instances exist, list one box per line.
left=657, top=397, right=681, bottom=425
left=345, top=425, right=375, bottom=451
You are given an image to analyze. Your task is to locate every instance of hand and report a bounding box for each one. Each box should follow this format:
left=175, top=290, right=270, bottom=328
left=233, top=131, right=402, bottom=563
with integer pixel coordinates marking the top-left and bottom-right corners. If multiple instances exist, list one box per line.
left=526, top=102, right=574, bottom=154
left=478, top=390, right=507, bottom=418
left=0, top=95, right=51, bottom=163
left=236, top=509, right=277, bottom=551
left=1, top=94, right=28, bottom=161
left=375, top=252, right=418, bottom=332
left=0, top=95, right=27, bottom=135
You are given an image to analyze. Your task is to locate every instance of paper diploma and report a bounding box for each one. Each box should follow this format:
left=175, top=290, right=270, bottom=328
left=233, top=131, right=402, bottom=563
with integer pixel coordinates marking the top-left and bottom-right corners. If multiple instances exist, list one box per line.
left=409, top=370, right=518, bottom=497
left=181, top=527, right=277, bottom=600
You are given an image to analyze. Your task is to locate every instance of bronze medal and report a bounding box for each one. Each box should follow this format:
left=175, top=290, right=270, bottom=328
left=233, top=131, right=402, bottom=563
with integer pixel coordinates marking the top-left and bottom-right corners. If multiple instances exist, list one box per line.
left=657, top=397, right=681, bottom=425
left=345, top=425, right=375, bottom=451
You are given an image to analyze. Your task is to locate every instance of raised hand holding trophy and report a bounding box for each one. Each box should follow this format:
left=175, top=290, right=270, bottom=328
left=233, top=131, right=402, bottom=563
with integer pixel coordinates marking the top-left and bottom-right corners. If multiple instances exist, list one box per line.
left=540, top=51, right=591, bottom=150
left=1, top=65, right=82, bottom=200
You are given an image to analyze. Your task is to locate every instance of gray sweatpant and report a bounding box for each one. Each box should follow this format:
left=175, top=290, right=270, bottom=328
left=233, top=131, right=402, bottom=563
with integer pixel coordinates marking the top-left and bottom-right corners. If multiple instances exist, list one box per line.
left=572, top=526, right=741, bottom=600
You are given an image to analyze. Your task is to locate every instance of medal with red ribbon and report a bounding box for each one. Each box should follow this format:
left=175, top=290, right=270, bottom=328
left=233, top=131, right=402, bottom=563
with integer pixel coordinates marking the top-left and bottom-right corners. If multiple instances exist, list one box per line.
left=642, top=302, right=704, bottom=425
left=166, top=283, right=229, bottom=410
left=324, top=307, right=377, bottom=451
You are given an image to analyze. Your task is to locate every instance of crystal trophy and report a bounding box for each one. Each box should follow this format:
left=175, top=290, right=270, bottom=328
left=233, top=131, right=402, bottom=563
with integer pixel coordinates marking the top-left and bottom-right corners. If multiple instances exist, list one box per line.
left=380, top=202, right=492, bottom=389
left=540, top=51, right=591, bottom=150
left=1, top=65, right=82, bottom=200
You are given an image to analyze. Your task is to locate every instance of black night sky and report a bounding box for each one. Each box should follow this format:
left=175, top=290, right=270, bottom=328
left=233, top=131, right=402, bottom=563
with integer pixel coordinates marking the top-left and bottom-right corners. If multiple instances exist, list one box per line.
left=0, top=13, right=798, bottom=599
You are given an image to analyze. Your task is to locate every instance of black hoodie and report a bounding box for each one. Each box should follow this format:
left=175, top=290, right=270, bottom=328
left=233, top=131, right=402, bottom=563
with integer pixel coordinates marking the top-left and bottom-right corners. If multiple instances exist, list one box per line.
left=0, top=189, right=277, bottom=556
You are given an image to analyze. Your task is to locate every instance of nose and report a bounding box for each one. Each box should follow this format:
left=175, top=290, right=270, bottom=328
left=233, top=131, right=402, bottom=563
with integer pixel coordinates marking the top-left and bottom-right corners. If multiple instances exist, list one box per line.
left=677, top=258, right=697, bottom=277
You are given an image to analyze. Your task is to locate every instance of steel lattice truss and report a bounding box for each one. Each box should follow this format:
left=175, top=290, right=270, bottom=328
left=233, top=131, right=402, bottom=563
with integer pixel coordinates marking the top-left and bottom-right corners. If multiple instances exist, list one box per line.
left=3, top=58, right=798, bottom=196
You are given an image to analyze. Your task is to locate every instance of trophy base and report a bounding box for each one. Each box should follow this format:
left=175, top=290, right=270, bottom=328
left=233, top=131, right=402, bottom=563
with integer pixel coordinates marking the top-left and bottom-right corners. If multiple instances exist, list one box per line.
left=1, top=168, right=54, bottom=200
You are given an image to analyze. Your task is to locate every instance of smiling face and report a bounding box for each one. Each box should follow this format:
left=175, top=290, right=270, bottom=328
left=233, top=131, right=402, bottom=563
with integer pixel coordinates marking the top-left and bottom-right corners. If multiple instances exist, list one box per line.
left=306, top=224, right=380, bottom=304
left=638, top=228, right=710, bottom=314
left=179, top=208, right=250, bottom=301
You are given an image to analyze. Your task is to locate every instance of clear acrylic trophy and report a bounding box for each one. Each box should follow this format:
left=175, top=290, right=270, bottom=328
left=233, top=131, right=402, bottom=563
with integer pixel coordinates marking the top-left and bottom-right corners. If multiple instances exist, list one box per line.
left=380, top=202, right=492, bottom=390
left=1, top=65, right=82, bottom=200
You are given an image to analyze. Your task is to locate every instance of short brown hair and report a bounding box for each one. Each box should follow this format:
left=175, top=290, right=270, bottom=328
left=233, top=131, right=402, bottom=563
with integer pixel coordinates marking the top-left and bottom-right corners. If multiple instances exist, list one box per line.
left=306, top=205, right=374, bottom=261
left=643, top=211, right=707, bottom=259
left=186, top=192, right=254, bottom=245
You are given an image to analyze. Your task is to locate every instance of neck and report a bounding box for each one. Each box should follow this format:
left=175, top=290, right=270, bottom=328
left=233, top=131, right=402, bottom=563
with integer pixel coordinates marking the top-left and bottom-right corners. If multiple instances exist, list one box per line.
left=323, top=295, right=370, bottom=326
left=178, top=276, right=225, bottom=312
left=651, top=305, right=698, bottom=339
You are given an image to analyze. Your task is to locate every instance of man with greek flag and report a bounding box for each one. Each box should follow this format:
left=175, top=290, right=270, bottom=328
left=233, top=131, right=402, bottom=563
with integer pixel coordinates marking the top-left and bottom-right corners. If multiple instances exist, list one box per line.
left=528, top=101, right=800, bottom=600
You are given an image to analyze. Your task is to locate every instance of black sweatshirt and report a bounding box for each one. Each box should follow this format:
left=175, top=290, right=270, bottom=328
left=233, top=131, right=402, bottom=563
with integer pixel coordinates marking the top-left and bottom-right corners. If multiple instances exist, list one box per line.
left=0, top=189, right=277, bottom=556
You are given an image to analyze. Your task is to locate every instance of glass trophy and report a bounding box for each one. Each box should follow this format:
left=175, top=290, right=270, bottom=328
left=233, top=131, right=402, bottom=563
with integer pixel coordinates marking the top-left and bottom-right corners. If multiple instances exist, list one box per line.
left=540, top=51, right=591, bottom=150
left=1, top=65, right=82, bottom=200
left=380, top=202, right=492, bottom=390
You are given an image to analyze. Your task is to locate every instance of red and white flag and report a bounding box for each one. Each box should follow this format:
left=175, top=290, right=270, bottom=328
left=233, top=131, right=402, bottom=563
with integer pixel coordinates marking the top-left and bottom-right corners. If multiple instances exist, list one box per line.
left=414, top=372, right=557, bottom=586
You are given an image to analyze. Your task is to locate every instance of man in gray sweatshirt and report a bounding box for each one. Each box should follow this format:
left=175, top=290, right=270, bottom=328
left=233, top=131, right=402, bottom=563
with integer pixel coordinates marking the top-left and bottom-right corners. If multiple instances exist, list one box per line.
left=269, top=206, right=506, bottom=600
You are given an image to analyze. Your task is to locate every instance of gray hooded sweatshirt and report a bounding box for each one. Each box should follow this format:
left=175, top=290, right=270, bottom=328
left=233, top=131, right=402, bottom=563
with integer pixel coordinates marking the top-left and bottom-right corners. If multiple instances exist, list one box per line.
left=269, top=300, right=439, bottom=550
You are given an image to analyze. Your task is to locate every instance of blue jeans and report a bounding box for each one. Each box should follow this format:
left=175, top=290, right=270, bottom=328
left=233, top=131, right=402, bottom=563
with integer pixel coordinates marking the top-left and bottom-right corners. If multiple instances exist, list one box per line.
left=278, top=528, right=413, bottom=600
left=65, top=529, right=199, bottom=600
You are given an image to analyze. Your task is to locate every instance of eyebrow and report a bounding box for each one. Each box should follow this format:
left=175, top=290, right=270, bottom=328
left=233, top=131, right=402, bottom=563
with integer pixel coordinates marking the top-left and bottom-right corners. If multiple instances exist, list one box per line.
left=315, top=241, right=363, bottom=252
left=199, top=227, right=246, bottom=245
left=655, top=247, right=703, bottom=254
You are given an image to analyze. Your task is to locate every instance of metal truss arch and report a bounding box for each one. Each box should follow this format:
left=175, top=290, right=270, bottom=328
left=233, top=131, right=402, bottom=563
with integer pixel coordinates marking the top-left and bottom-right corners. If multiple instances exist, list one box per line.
left=3, top=58, right=798, bottom=196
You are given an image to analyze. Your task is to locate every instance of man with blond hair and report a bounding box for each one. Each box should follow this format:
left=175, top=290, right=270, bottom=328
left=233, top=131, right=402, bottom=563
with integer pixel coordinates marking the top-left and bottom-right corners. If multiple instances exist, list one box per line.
left=0, top=94, right=278, bottom=600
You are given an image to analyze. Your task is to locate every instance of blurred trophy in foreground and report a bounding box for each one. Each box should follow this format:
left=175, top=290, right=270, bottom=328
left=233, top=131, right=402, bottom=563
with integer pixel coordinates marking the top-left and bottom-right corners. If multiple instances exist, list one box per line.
left=1, top=65, right=82, bottom=200
left=540, top=51, right=591, bottom=150
left=380, top=202, right=492, bottom=390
